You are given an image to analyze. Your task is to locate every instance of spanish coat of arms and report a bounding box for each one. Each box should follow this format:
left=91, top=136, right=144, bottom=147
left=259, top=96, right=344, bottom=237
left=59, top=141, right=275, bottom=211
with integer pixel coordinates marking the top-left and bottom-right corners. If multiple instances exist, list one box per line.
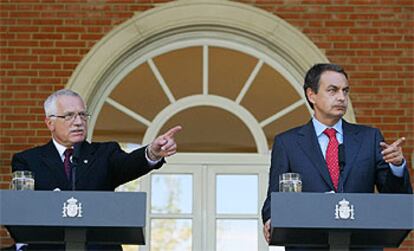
left=62, top=197, right=83, bottom=218
left=335, top=198, right=354, bottom=220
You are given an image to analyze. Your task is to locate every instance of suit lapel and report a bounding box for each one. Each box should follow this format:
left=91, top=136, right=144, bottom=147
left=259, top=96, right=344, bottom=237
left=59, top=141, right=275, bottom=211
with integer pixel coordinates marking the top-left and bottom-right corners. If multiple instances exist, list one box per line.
left=41, top=140, right=70, bottom=189
left=340, top=120, right=363, bottom=187
left=297, top=121, right=334, bottom=190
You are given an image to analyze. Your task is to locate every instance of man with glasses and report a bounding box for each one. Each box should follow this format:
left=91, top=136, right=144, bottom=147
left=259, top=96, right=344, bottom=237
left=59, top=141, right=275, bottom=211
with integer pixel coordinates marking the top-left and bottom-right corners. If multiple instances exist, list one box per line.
left=10, top=89, right=181, bottom=250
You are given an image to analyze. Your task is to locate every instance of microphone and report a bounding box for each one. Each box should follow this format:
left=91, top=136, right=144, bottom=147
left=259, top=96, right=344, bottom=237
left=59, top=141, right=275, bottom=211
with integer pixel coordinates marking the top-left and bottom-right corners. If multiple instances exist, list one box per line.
left=338, top=144, right=345, bottom=193
left=338, top=144, right=345, bottom=172
left=71, top=142, right=82, bottom=190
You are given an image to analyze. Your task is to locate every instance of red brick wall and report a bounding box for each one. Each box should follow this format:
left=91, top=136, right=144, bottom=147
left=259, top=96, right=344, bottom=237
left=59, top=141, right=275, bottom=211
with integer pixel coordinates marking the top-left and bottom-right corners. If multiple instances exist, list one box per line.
left=1, top=0, right=413, bottom=249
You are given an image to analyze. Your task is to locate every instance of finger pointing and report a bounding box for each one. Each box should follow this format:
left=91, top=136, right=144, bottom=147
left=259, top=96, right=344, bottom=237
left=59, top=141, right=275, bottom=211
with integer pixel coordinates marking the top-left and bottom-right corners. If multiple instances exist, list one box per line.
left=162, top=125, right=182, bottom=138
left=391, top=137, right=405, bottom=148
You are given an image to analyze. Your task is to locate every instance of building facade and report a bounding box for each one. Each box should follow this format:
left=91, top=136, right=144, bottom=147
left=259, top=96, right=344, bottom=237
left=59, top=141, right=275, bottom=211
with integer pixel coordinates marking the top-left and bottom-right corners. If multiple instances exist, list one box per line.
left=1, top=0, right=413, bottom=250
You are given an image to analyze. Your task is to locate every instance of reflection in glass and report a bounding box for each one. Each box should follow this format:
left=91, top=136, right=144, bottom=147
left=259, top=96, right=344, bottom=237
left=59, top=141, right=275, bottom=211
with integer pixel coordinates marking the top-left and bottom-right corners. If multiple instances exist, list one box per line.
left=216, top=175, right=258, bottom=214
left=151, top=174, right=192, bottom=214
left=151, top=219, right=192, bottom=251
left=216, top=219, right=258, bottom=251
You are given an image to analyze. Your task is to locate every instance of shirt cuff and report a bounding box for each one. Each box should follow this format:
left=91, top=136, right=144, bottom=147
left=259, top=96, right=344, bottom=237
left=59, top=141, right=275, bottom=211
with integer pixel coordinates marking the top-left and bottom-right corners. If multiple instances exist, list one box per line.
left=389, top=159, right=406, bottom=177
left=145, top=146, right=162, bottom=166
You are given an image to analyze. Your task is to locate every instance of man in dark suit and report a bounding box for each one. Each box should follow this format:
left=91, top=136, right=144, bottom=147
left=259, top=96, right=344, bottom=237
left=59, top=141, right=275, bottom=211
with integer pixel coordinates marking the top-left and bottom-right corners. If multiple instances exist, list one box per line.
left=10, top=89, right=182, bottom=250
left=261, top=63, right=412, bottom=247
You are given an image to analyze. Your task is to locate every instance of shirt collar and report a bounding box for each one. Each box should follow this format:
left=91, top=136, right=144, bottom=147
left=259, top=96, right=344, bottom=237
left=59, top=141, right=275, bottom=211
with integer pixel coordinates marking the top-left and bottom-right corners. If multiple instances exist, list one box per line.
left=312, top=117, right=343, bottom=137
left=52, top=138, right=72, bottom=159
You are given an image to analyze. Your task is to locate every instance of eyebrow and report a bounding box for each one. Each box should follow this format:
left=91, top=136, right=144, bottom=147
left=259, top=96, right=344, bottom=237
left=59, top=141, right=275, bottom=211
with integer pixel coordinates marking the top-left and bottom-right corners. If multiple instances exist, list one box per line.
left=327, top=84, right=349, bottom=89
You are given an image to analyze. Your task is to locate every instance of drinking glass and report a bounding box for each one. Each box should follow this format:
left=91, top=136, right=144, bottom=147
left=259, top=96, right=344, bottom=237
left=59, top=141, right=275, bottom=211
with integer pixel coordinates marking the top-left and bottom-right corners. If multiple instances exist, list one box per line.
left=279, top=173, right=302, bottom=192
left=11, top=171, right=34, bottom=190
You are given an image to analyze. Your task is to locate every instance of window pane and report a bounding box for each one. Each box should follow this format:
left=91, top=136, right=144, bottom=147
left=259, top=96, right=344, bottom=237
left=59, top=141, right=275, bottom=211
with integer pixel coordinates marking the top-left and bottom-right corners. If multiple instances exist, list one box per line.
left=151, top=174, right=192, bottom=214
left=151, top=219, right=192, bottom=251
left=121, top=245, right=139, bottom=251
left=216, top=219, right=258, bottom=251
left=160, top=106, right=257, bottom=153
left=269, top=246, right=286, bottom=251
left=216, top=175, right=258, bottom=214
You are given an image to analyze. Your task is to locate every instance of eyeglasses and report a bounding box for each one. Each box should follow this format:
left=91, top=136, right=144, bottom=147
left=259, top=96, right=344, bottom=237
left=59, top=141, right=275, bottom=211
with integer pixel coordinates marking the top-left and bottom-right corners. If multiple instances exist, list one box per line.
left=49, top=112, right=91, bottom=122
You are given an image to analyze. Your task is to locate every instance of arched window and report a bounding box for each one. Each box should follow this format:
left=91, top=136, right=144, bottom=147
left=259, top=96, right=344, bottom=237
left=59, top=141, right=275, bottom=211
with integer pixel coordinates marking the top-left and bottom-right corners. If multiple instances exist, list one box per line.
left=68, top=1, right=355, bottom=250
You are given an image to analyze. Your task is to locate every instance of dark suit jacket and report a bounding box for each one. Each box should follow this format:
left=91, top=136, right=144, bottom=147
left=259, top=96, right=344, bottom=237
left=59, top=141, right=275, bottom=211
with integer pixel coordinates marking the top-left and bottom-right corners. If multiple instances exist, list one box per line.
left=261, top=120, right=412, bottom=250
left=12, top=140, right=163, bottom=191
left=11, top=140, right=164, bottom=250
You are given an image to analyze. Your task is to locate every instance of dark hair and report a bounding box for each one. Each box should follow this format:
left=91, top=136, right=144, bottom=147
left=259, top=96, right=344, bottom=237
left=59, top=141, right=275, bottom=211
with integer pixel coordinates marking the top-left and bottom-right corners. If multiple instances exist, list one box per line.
left=303, top=63, right=348, bottom=109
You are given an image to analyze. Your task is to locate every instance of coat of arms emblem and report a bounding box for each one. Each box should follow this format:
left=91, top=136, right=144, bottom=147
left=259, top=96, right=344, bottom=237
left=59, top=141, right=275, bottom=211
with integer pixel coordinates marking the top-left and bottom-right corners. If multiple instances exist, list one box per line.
left=62, top=197, right=83, bottom=218
left=335, top=198, right=354, bottom=220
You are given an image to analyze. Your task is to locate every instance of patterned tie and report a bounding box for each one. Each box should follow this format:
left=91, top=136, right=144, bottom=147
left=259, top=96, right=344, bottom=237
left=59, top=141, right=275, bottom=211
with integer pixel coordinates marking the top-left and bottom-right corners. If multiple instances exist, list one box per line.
left=64, top=148, right=73, bottom=180
left=323, top=128, right=339, bottom=190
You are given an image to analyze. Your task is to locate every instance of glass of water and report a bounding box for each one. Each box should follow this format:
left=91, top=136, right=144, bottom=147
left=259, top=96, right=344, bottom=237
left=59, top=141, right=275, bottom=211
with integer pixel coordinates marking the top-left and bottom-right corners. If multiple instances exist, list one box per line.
left=279, top=173, right=302, bottom=192
left=11, top=171, right=35, bottom=190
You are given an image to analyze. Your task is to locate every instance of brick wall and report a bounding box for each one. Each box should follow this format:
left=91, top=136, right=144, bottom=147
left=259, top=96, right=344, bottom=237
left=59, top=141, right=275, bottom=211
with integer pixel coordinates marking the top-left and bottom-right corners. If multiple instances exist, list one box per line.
left=1, top=0, right=413, bottom=249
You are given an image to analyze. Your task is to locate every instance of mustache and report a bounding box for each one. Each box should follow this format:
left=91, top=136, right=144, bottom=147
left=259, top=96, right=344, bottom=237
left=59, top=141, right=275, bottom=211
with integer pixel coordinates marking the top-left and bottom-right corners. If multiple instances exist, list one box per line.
left=70, top=128, right=85, bottom=133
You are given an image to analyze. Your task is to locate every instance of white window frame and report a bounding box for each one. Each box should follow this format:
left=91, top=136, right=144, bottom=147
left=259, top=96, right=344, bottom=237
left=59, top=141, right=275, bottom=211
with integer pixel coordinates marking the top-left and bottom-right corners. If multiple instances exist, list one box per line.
left=136, top=153, right=270, bottom=251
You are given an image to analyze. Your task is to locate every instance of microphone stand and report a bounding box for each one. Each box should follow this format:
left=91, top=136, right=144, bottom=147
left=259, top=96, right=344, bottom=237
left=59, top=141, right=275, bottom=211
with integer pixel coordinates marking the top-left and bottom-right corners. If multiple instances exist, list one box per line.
left=71, top=143, right=81, bottom=191
left=338, top=144, right=345, bottom=193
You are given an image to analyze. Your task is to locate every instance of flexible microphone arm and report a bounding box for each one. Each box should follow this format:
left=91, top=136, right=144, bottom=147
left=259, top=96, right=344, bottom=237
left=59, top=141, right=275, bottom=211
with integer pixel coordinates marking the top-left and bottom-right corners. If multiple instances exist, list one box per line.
left=338, top=144, right=346, bottom=193
left=71, top=142, right=82, bottom=190
left=338, top=144, right=345, bottom=172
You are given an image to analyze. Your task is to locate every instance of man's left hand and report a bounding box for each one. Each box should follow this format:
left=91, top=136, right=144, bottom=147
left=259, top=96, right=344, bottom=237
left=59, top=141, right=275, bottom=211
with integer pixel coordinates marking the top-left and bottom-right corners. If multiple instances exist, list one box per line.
left=148, top=125, right=182, bottom=161
left=380, top=137, right=405, bottom=166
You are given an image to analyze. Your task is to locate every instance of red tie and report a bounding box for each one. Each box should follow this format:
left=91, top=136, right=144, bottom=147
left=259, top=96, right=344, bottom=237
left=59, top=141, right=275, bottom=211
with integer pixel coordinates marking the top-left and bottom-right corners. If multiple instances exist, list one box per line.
left=64, top=148, right=73, bottom=179
left=323, top=128, right=339, bottom=190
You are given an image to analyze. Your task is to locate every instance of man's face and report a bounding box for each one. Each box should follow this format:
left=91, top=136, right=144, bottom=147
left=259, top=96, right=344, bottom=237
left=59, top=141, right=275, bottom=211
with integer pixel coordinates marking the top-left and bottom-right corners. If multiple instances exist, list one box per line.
left=45, top=95, right=88, bottom=147
left=307, top=70, right=349, bottom=125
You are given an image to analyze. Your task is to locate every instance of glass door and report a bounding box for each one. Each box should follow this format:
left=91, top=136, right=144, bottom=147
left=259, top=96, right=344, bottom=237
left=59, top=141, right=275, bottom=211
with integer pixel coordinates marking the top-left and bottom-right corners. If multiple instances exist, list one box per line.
left=207, top=165, right=266, bottom=251
left=135, top=160, right=269, bottom=251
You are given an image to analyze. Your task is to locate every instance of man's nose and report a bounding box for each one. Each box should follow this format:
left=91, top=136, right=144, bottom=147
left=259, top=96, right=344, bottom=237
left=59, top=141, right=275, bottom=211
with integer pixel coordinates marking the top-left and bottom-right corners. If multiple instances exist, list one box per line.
left=72, top=113, right=84, bottom=124
left=337, top=90, right=346, bottom=100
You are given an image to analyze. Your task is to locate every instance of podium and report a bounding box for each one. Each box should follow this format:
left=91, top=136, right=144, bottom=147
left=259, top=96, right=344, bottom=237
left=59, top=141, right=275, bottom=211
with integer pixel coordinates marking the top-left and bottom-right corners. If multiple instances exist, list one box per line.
left=0, top=190, right=146, bottom=250
left=270, top=192, right=414, bottom=250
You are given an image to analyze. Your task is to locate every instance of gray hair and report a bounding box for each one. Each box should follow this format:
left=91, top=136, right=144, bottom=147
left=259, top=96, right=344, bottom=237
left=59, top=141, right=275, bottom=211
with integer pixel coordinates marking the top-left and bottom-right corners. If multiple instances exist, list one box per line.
left=44, top=89, right=84, bottom=117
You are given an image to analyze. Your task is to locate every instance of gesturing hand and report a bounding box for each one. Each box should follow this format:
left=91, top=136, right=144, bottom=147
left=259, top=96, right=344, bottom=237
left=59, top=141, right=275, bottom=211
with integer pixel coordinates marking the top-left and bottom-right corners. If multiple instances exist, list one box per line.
left=380, top=137, right=405, bottom=166
left=147, top=125, right=182, bottom=161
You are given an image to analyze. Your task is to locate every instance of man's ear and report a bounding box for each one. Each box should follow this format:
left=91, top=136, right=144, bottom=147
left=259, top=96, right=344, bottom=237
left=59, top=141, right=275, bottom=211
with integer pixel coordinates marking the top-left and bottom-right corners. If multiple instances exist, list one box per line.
left=45, top=117, right=55, bottom=132
left=306, top=88, right=316, bottom=106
